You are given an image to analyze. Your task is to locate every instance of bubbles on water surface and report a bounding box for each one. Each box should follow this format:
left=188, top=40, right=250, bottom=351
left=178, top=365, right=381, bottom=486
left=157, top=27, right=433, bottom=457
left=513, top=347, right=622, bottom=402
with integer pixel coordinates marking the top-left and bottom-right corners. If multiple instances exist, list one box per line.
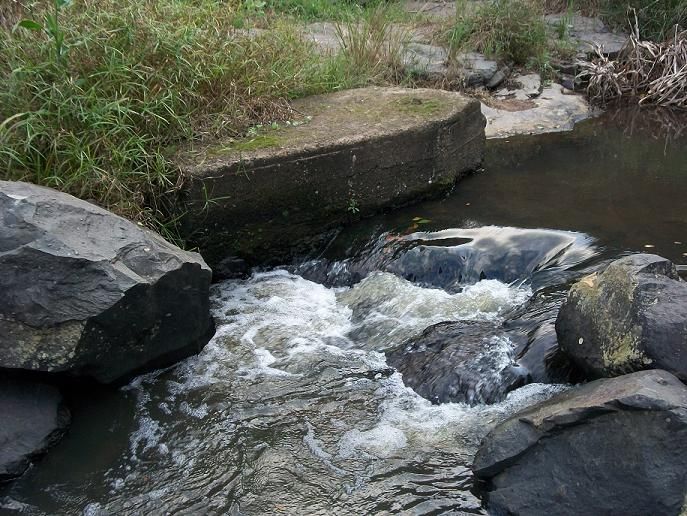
left=2, top=227, right=597, bottom=515
left=78, top=268, right=568, bottom=515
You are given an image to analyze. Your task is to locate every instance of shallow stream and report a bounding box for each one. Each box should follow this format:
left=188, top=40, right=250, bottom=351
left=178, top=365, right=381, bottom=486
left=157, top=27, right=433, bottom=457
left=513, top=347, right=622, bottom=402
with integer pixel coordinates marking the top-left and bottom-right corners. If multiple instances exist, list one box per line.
left=2, top=107, right=687, bottom=515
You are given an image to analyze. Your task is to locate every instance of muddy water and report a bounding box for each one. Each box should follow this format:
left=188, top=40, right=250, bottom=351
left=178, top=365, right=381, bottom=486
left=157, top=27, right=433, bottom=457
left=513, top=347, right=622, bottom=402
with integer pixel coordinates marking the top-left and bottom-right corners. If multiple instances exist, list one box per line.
left=2, top=107, right=686, bottom=515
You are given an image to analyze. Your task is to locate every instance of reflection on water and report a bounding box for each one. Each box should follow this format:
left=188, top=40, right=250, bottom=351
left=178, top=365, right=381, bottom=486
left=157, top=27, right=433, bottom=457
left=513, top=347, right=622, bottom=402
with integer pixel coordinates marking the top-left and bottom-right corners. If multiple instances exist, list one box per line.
left=313, top=107, right=687, bottom=269
left=2, top=107, right=687, bottom=515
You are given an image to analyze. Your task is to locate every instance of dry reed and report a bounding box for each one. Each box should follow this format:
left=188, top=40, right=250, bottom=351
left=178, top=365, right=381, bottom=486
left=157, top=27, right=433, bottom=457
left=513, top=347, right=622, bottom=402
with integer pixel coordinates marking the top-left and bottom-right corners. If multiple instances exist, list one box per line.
left=578, top=11, right=687, bottom=108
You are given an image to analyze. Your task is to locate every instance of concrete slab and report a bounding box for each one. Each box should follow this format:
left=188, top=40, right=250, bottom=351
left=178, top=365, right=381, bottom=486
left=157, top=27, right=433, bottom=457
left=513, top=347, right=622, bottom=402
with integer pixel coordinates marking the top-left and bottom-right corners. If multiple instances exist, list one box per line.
left=176, top=87, right=486, bottom=267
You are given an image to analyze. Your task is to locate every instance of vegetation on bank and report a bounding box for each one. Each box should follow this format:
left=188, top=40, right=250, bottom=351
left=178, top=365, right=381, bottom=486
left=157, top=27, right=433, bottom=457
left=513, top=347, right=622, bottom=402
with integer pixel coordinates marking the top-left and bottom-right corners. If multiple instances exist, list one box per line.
left=0, top=0, right=404, bottom=239
left=447, top=0, right=686, bottom=72
left=586, top=0, right=686, bottom=41
left=0, top=0, right=684, bottom=241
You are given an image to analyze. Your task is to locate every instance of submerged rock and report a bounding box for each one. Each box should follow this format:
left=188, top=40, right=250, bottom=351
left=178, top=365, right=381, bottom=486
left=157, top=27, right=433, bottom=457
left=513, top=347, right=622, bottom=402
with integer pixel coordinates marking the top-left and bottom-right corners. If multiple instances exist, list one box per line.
left=473, top=369, right=687, bottom=515
left=387, top=226, right=594, bottom=291
left=556, top=254, right=687, bottom=381
left=0, top=181, right=214, bottom=384
left=0, top=376, right=70, bottom=482
left=387, top=321, right=529, bottom=405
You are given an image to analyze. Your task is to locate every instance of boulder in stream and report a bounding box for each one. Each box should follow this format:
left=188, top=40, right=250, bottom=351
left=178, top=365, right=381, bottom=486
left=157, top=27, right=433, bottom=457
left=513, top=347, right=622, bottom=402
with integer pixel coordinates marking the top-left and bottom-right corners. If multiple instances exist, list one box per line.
left=0, top=181, right=215, bottom=384
left=0, top=376, right=70, bottom=482
left=387, top=320, right=529, bottom=405
left=556, top=254, right=687, bottom=381
left=473, top=369, right=687, bottom=515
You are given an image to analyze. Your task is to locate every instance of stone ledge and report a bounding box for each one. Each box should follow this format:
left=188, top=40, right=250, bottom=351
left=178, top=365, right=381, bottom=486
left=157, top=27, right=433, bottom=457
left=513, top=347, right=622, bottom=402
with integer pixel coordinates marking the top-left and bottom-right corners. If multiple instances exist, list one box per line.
left=176, top=87, right=486, bottom=269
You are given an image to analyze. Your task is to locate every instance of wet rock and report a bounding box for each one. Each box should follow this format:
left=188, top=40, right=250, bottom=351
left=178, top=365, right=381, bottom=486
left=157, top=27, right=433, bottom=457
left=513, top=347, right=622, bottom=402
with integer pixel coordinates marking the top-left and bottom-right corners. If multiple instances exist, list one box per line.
left=387, top=321, right=529, bottom=405
left=214, top=255, right=250, bottom=280
left=0, top=376, right=70, bottom=482
left=560, top=74, right=576, bottom=91
left=0, top=181, right=215, bottom=384
left=504, top=295, right=583, bottom=385
left=482, top=81, right=594, bottom=138
left=473, top=369, right=687, bottom=515
left=556, top=253, right=687, bottom=381
left=495, top=73, right=542, bottom=100
left=387, top=227, right=594, bottom=291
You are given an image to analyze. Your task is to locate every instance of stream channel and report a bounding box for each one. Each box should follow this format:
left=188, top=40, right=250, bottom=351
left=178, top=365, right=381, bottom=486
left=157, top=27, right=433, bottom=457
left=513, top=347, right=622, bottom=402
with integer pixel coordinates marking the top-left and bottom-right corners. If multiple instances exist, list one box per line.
left=2, top=107, right=687, bottom=515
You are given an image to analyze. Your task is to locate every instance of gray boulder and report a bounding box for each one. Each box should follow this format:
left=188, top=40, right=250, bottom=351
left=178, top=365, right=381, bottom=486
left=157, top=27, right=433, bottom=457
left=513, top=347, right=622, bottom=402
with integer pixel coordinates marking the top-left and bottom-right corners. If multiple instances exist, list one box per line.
left=387, top=321, right=529, bottom=405
left=473, top=369, right=687, bottom=515
left=0, top=181, right=214, bottom=383
left=456, top=52, right=499, bottom=87
left=555, top=254, right=687, bottom=381
left=0, top=376, right=70, bottom=481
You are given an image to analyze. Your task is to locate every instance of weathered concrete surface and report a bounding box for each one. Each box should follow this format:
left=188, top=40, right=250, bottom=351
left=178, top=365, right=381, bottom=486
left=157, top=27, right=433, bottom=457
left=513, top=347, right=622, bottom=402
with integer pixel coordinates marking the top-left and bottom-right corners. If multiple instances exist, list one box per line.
left=177, top=87, right=485, bottom=268
left=473, top=369, right=687, bottom=516
left=556, top=254, right=687, bottom=381
left=0, top=181, right=215, bottom=384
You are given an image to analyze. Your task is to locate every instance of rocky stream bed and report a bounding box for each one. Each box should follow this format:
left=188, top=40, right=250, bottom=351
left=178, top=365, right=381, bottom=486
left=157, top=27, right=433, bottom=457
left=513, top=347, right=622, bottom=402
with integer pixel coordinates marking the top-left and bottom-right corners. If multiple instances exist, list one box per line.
left=1, top=101, right=686, bottom=515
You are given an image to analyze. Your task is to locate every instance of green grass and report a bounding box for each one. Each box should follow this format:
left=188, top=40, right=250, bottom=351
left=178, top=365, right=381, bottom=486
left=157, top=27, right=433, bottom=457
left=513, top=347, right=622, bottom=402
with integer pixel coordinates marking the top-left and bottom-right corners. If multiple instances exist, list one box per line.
left=547, top=0, right=687, bottom=41
left=447, top=0, right=686, bottom=74
left=448, top=0, right=549, bottom=66
left=267, top=0, right=411, bottom=22
left=0, top=0, right=406, bottom=241
left=602, top=0, right=687, bottom=41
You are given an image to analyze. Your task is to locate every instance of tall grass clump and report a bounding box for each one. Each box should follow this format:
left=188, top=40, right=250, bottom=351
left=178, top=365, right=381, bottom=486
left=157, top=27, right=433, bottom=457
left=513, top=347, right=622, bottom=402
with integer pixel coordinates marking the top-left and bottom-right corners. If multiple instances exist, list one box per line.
left=333, top=4, right=409, bottom=85
left=448, top=0, right=548, bottom=66
left=0, top=0, right=340, bottom=237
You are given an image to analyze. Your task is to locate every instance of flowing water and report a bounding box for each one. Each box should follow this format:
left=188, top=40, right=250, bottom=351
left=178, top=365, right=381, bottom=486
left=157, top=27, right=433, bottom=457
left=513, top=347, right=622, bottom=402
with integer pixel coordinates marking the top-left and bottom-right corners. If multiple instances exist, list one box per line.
left=2, top=107, right=687, bottom=515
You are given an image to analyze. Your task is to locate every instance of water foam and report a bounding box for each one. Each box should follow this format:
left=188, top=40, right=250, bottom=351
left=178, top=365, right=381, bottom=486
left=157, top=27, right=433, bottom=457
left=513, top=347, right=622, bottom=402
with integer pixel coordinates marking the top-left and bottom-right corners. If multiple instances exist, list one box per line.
left=337, top=271, right=531, bottom=350
left=93, top=268, right=562, bottom=515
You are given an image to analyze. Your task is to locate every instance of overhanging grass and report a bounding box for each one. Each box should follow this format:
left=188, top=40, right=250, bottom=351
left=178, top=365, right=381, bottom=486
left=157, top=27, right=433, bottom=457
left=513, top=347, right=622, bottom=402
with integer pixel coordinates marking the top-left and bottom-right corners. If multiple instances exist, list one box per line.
left=0, top=0, right=404, bottom=241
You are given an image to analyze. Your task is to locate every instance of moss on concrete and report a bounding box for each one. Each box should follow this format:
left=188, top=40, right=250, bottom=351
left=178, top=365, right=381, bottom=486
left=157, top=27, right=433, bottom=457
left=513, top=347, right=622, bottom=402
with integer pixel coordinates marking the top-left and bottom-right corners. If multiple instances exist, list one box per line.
left=175, top=87, right=485, bottom=267
left=395, top=96, right=442, bottom=116
left=176, top=87, right=474, bottom=171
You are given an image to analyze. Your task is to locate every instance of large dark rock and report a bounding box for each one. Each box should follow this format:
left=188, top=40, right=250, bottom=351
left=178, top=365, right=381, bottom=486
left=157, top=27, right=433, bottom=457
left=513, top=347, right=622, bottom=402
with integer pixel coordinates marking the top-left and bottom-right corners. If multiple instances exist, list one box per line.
left=473, top=369, right=687, bottom=516
left=0, top=376, right=70, bottom=482
left=387, top=321, right=529, bottom=405
left=0, top=181, right=214, bottom=384
left=556, top=254, right=687, bottom=381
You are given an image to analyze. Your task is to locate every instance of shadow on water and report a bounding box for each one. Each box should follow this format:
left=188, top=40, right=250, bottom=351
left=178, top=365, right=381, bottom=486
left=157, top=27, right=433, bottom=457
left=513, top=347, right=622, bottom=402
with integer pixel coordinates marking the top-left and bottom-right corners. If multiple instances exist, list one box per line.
left=2, top=107, right=687, bottom=515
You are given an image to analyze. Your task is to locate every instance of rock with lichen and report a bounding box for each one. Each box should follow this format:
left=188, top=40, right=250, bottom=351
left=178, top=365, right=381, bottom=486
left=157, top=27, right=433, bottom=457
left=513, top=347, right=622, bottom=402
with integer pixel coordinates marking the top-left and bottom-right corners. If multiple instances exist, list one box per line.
left=555, top=254, right=687, bottom=380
